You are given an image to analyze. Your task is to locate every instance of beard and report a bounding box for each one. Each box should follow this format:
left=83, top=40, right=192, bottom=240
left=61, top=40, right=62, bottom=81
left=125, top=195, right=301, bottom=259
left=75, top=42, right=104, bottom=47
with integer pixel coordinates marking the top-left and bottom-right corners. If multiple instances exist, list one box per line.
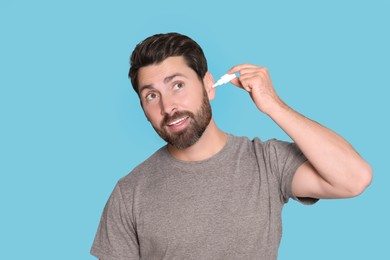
left=152, top=89, right=212, bottom=149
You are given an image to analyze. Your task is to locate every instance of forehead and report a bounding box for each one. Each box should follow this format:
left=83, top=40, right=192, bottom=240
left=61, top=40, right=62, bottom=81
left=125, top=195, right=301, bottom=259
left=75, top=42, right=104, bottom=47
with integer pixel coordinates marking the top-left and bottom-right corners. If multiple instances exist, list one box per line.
left=137, top=56, right=197, bottom=89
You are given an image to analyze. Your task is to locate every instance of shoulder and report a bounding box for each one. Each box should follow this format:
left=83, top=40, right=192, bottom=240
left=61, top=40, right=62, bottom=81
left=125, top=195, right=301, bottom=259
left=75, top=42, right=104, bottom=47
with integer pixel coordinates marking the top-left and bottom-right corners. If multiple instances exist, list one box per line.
left=251, top=137, right=299, bottom=154
left=228, top=134, right=255, bottom=150
left=230, top=134, right=283, bottom=148
left=232, top=135, right=303, bottom=164
left=230, top=134, right=282, bottom=154
left=118, top=146, right=167, bottom=190
left=227, top=134, right=279, bottom=155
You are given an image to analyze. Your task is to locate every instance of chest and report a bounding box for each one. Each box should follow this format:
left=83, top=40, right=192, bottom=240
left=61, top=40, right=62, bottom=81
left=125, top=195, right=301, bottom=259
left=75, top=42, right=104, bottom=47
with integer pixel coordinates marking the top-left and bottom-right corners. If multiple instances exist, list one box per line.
left=133, top=160, right=283, bottom=257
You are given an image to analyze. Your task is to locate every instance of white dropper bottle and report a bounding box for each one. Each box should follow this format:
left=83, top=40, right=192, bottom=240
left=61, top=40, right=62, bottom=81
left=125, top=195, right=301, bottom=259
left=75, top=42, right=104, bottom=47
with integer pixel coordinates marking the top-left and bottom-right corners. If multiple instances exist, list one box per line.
left=212, top=73, right=237, bottom=88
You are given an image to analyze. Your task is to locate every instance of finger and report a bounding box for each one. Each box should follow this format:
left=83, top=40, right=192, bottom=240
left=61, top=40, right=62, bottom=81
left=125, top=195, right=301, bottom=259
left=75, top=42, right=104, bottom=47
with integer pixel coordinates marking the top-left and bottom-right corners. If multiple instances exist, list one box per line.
left=230, top=76, right=253, bottom=93
left=236, top=67, right=262, bottom=78
left=229, top=77, right=252, bottom=93
left=228, top=64, right=259, bottom=74
left=239, top=79, right=252, bottom=92
left=239, top=70, right=266, bottom=81
left=239, top=66, right=268, bottom=74
left=229, top=77, right=243, bottom=88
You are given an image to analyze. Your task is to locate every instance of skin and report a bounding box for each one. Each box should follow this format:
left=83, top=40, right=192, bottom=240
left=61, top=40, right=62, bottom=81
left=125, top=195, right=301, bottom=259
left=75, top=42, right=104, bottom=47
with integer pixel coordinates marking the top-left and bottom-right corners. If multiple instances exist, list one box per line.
left=137, top=56, right=227, bottom=162
left=138, top=57, right=373, bottom=199
left=228, top=64, right=373, bottom=199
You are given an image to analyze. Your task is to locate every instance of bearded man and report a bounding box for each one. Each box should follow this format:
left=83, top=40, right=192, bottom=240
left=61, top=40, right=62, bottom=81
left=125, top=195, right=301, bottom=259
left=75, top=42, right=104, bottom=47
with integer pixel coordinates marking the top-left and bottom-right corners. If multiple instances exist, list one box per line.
left=91, top=32, right=372, bottom=260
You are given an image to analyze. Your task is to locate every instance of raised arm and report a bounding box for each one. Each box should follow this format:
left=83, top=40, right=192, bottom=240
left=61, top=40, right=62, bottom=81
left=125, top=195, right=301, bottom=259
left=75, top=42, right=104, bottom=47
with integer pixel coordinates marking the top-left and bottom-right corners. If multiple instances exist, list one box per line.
left=228, top=64, right=372, bottom=199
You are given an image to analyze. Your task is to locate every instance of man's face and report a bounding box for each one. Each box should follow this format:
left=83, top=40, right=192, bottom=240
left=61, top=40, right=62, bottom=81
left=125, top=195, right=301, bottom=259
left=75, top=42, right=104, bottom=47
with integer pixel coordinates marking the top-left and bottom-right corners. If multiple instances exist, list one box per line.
left=137, top=56, right=212, bottom=149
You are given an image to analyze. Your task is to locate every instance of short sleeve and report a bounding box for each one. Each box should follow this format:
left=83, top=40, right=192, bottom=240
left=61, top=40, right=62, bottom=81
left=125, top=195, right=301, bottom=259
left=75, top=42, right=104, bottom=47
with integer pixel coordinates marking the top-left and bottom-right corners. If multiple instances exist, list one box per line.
left=91, top=184, right=140, bottom=260
left=256, top=138, right=318, bottom=205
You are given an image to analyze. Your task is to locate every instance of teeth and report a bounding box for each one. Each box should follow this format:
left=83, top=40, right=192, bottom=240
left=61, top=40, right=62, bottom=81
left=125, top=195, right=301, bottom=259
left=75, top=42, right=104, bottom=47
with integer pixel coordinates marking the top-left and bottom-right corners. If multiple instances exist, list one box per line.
left=167, top=116, right=188, bottom=126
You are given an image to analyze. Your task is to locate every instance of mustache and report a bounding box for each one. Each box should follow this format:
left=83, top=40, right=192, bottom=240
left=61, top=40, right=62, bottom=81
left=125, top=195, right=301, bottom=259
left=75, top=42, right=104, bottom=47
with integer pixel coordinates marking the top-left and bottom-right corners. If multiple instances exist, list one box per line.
left=161, top=111, right=194, bottom=127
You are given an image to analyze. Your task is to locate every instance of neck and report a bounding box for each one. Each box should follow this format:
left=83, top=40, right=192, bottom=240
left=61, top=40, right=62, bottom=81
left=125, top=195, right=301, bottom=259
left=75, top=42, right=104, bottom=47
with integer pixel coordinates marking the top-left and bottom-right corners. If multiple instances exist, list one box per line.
left=167, top=119, right=227, bottom=162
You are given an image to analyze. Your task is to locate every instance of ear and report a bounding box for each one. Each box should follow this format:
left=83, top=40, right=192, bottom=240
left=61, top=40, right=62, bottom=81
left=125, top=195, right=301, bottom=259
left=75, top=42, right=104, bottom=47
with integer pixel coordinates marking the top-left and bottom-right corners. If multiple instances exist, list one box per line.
left=203, top=71, right=216, bottom=101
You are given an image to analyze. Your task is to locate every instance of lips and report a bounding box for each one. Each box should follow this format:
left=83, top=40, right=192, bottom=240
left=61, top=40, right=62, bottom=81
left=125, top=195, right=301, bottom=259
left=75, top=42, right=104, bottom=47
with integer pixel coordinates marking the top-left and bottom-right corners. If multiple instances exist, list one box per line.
left=167, top=116, right=189, bottom=126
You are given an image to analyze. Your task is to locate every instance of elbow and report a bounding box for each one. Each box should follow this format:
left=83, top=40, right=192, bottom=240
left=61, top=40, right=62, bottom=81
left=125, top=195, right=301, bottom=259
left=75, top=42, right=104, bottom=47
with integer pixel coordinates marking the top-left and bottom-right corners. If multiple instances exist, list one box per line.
left=348, top=162, right=373, bottom=197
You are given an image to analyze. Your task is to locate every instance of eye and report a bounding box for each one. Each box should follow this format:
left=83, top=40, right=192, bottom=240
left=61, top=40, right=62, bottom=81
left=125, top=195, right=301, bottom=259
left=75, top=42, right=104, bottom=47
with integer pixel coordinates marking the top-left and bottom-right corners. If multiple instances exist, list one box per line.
left=145, top=92, right=159, bottom=101
left=173, top=82, right=184, bottom=90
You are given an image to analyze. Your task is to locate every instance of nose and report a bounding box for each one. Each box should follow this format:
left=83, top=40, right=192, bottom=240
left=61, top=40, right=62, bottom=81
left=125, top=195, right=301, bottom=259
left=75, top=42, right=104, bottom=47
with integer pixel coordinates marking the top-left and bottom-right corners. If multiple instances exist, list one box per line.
left=159, top=94, right=177, bottom=116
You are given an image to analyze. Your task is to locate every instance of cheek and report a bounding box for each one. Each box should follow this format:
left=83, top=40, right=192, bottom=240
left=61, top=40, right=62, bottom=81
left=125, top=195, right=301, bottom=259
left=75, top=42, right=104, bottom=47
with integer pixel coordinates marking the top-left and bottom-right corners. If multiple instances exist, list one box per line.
left=144, top=108, right=165, bottom=128
left=145, top=112, right=156, bottom=124
left=142, top=107, right=156, bottom=123
left=181, top=88, right=204, bottom=109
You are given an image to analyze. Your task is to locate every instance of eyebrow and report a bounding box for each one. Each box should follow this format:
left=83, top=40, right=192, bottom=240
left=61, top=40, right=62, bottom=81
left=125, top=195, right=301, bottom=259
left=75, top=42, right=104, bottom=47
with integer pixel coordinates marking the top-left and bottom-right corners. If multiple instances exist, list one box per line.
left=163, top=73, right=187, bottom=84
left=139, top=73, right=187, bottom=94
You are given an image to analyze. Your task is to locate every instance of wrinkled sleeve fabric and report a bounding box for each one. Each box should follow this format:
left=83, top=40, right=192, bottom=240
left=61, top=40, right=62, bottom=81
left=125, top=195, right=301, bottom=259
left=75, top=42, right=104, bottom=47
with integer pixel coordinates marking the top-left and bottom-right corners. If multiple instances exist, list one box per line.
left=255, top=138, right=318, bottom=205
left=91, top=183, right=140, bottom=260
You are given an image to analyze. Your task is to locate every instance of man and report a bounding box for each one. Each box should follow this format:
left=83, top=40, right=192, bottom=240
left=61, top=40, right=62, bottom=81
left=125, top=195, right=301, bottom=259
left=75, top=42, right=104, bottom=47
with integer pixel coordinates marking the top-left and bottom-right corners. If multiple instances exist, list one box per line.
left=91, top=32, right=372, bottom=259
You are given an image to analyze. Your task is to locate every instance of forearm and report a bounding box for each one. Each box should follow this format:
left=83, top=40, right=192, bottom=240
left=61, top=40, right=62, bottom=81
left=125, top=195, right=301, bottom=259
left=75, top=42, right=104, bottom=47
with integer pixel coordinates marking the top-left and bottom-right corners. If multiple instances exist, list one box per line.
left=268, top=100, right=372, bottom=195
left=227, top=63, right=372, bottom=196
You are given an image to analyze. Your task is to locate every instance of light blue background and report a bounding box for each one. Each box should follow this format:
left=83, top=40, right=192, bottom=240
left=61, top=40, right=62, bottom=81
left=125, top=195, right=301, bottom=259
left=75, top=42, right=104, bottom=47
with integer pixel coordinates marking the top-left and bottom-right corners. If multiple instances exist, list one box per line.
left=1, top=0, right=389, bottom=259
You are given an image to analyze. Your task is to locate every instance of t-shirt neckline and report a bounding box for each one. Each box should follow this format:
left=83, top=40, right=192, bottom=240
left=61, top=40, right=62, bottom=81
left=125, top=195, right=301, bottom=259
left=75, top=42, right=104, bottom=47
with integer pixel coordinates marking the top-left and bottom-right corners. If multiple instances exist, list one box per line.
left=161, top=133, right=234, bottom=167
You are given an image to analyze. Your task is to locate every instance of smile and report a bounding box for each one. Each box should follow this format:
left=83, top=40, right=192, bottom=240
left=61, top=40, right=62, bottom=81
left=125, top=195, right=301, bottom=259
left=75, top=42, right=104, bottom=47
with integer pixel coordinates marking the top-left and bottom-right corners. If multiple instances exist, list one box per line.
left=167, top=116, right=189, bottom=126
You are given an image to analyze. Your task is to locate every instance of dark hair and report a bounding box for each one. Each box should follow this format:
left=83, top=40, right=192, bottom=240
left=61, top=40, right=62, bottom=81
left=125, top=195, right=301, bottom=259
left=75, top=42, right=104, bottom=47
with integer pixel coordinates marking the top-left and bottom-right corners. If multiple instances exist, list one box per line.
left=128, top=32, right=208, bottom=94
